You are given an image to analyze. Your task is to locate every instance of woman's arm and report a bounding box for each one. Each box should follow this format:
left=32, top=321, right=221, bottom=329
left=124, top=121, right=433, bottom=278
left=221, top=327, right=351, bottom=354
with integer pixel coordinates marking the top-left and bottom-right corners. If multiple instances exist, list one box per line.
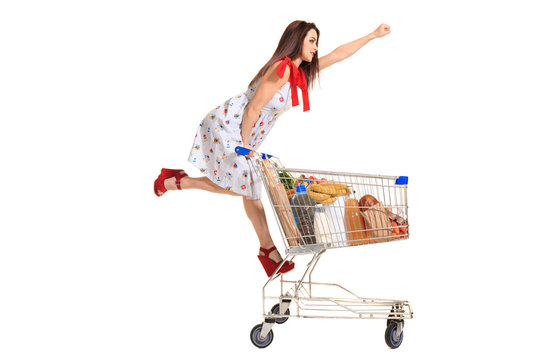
left=319, top=24, right=391, bottom=71
left=241, top=62, right=290, bottom=149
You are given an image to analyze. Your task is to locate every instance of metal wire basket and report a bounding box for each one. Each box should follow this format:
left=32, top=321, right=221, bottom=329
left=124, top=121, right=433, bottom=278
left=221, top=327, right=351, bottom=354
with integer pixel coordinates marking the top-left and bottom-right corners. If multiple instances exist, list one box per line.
left=253, top=151, right=409, bottom=254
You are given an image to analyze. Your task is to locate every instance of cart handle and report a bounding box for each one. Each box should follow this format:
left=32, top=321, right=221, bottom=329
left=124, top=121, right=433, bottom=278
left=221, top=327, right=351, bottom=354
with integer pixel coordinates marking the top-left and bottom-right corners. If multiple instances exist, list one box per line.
left=235, top=146, right=273, bottom=159
left=395, top=176, right=408, bottom=185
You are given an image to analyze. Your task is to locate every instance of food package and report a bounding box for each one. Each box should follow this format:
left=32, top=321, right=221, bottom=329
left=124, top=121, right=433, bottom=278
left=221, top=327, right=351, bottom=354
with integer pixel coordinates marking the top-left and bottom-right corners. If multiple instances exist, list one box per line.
left=362, top=204, right=393, bottom=242
left=262, top=160, right=301, bottom=246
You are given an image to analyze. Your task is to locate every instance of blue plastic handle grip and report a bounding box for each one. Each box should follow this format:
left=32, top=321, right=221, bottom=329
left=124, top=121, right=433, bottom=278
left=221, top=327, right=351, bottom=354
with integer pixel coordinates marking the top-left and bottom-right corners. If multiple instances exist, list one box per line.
left=235, top=146, right=273, bottom=159
left=395, top=176, right=408, bottom=185
left=235, top=146, right=251, bottom=155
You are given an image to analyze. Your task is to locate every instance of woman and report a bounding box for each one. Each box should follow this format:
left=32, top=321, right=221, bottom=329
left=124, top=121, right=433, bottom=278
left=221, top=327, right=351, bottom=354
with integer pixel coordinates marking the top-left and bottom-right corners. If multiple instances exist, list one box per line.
left=154, top=20, right=391, bottom=277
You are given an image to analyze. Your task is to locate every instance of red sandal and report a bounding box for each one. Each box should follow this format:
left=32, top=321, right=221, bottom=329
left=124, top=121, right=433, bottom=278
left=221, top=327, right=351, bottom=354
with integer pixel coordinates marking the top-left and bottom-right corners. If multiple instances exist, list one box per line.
left=154, top=168, right=188, bottom=197
left=258, top=246, right=294, bottom=277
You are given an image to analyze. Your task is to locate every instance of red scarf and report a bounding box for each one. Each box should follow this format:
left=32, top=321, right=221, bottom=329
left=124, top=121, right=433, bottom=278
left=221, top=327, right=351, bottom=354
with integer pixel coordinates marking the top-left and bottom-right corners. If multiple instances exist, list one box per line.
left=275, top=56, right=310, bottom=112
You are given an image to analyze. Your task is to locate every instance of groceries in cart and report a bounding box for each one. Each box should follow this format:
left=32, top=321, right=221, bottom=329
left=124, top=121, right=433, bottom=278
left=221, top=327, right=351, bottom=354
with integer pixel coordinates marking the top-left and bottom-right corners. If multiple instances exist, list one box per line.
left=290, top=185, right=317, bottom=244
left=261, top=160, right=302, bottom=246
left=346, top=194, right=409, bottom=244
left=270, top=168, right=409, bottom=248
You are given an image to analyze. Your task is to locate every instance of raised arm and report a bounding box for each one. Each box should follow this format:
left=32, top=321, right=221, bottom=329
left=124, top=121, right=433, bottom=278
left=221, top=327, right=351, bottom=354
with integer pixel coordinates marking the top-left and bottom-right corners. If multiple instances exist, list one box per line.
left=241, top=62, right=290, bottom=149
left=318, top=24, right=391, bottom=71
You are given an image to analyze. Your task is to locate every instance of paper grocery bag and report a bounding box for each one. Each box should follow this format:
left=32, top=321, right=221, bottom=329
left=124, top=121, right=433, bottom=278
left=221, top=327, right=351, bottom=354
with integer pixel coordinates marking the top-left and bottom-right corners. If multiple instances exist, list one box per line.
left=261, top=160, right=301, bottom=247
left=362, top=206, right=393, bottom=243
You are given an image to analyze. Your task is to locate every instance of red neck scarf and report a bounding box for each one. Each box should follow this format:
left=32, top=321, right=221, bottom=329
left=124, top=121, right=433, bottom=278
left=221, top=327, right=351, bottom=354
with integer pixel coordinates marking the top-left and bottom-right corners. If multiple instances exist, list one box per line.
left=275, top=56, right=310, bottom=112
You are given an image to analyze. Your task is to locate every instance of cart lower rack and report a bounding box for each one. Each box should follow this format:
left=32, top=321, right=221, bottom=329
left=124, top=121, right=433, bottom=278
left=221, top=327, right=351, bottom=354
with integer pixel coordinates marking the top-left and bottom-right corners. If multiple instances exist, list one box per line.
left=235, top=147, right=413, bottom=349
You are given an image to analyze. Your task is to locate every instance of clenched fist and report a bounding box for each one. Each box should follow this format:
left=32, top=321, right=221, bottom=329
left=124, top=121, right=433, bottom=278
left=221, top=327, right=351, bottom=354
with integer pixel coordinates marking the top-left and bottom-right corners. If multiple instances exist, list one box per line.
left=373, top=24, right=391, bottom=38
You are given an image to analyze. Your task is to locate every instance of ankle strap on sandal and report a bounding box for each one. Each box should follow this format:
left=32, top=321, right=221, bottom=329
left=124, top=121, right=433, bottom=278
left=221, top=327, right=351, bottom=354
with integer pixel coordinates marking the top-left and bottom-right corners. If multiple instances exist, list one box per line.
left=174, top=171, right=187, bottom=190
left=259, top=246, right=277, bottom=257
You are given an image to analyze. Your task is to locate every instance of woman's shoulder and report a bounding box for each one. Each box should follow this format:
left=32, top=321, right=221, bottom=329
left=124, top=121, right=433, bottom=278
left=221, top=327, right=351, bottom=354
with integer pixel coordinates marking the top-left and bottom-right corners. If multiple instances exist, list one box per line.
left=265, top=57, right=291, bottom=81
left=248, top=57, right=292, bottom=91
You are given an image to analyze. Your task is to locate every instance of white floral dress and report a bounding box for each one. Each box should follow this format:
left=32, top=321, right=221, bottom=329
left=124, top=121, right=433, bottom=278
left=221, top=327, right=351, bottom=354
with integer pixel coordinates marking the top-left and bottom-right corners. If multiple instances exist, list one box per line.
left=187, top=56, right=310, bottom=200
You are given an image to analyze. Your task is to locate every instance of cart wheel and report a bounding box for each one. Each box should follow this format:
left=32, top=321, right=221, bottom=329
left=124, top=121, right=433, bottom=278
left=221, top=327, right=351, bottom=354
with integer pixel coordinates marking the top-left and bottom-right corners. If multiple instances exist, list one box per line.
left=385, top=321, right=404, bottom=349
left=250, top=323, right=274, bottom=348
left=271, top=303, right=290, bottom=324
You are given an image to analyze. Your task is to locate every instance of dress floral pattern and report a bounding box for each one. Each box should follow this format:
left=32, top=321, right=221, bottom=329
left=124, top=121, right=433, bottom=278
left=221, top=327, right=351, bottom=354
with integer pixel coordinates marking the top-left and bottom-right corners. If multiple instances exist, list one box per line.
left=187, top=56, right=309, bottom=200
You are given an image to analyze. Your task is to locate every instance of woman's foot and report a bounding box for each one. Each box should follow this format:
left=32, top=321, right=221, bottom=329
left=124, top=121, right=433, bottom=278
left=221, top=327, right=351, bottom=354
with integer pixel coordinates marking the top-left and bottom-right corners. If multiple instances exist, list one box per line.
left=157, top=176, right=188, bottom=195
left=154, top=169, right=188, bottom=197
left=258, top=245, right=294, bottom=277
left=259, top=246, right=283, bottom=263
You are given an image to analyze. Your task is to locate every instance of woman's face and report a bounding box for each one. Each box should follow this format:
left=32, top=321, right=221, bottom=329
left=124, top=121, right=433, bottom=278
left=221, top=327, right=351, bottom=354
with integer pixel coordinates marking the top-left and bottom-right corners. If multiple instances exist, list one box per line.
left=301, top=29, right=318, bottom=62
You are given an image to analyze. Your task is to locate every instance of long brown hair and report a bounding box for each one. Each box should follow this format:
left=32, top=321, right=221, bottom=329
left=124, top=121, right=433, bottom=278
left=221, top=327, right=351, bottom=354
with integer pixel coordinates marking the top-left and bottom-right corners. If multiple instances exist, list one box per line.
left=249, top=20, right=320, bottom=90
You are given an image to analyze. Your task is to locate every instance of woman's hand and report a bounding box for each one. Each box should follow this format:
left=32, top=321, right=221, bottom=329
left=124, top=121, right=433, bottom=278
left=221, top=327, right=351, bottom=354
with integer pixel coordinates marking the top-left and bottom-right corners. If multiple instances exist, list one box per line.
left=243, top=144, right=254, bottom=157
left=239, top=135, right=254, bottom=157
left=373, top=24, right=391, bottom=38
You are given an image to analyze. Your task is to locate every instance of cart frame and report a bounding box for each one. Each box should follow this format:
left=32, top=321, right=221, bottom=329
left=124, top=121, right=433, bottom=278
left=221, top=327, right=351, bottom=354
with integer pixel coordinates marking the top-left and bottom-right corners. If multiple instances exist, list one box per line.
left=237, top=147, right=413, bottom=349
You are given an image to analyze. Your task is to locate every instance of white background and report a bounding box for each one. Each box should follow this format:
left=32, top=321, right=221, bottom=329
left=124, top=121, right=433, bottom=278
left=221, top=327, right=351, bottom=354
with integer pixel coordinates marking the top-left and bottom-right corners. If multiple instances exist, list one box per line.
left=1, top=0, right=539, bottom=358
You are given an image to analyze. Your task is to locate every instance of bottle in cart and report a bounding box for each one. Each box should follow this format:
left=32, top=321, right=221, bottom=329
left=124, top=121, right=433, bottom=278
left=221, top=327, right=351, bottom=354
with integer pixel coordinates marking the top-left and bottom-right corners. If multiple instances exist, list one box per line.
left=291, top=185, right=317, bottom=245
left=313, top=207, right=332, bottom=245
left=344, top=197, right=369, bottom=245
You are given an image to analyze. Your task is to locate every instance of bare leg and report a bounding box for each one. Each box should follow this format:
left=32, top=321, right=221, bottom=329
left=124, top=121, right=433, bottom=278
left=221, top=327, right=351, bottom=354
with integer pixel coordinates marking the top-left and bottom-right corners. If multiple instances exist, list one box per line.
left=242, top=197, right=284, bottom=263
left=163, top=176, right=241, bottom=196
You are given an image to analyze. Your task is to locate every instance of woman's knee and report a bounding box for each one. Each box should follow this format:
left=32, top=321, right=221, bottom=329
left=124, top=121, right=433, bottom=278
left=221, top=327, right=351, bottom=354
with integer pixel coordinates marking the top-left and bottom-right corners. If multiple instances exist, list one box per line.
left=243, top=196, right=261, bottom=206
left=243, top=196, right=264, bottom=213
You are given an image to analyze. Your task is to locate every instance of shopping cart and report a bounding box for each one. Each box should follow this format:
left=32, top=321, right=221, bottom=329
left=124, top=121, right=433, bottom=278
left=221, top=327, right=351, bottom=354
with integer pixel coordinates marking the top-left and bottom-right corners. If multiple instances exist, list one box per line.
left=235, top=147, right=413, bottom=349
